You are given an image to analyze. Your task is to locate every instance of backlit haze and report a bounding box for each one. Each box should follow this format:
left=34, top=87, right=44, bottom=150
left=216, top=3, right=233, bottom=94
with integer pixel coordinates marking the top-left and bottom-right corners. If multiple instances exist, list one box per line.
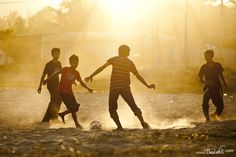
left=0, top=0, right=235, bottom=91
left=0, top=0, right=236, bottom=130
left=0, top=0, right=63, bottom=18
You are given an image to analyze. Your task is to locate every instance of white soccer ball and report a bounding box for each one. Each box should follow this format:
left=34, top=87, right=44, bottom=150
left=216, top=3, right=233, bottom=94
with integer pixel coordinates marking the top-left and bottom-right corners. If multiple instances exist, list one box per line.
left=89, top=120, right=102, bottom=131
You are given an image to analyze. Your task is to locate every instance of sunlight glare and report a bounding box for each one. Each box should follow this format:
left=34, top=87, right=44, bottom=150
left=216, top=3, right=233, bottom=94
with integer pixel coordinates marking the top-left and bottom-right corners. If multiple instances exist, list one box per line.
left=42, top=0, right=63, bottom=9
left=98, top=0, right=155, bottom=31
left=99, top=0, right=153, bottom=16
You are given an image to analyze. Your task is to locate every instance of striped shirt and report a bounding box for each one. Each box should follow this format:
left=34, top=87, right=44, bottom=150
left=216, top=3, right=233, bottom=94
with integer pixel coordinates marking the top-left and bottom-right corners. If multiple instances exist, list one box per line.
left=107, top=56, right=138, bottom=89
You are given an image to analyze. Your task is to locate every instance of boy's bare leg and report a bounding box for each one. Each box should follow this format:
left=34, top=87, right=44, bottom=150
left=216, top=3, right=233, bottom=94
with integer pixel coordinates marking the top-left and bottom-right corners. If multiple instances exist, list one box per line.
left=71, top=112, right=83, bottom=129
left=136, top=114, right=150, bottom=129
left=42, top=104, right=52, bottom=122
left=111, top=112, right=123, bottom=130
left=120, top=89, right=150, bottom=129
left=59, top=110, right=71, bottom=123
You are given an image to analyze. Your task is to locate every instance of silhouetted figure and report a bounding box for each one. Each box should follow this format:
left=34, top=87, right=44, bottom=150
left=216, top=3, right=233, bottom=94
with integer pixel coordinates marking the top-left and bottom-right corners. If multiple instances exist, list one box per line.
left=85, top=45, right=155, bottom=130
left=198, top=50, right=228, bottom=121
left=38, top=48, right=62, bottom=122
left=43, top=54, right=93, bottom=128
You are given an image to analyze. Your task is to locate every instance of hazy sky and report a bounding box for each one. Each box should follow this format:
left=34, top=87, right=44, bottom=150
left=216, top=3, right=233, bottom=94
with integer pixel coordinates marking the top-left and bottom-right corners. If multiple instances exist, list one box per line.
left=0, top=0, right=63, bottom=18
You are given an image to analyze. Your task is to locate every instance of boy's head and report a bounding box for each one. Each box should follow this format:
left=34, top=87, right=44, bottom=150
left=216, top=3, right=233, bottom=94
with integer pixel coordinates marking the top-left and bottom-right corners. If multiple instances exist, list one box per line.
left=118, top=45, right=130, bottom=57
left=204, top=50, right=214, bottom=62
left=51, top=48, right=60, bottom=60
left=69, top=54, right=79, bottom=69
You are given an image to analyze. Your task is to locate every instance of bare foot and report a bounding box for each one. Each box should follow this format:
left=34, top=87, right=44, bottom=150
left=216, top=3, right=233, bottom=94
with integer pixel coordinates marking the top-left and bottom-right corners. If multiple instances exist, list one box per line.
left=113, top=127, right=124, bottom=131
left=58, top=113, right=65, bottom=124
left=76, top=123, right=83, bottom=129
left=142, top=122, right=150, bottom=130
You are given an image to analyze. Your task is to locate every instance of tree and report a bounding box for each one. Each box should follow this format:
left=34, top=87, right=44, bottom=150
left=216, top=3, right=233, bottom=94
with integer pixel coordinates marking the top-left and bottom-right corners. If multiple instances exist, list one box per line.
left=27, top=7, right=60, bottom=34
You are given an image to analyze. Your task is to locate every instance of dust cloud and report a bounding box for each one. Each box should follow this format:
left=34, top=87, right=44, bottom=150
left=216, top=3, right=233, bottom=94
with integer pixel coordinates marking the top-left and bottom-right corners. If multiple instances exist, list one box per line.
left=0, top=88, right=235, bottom=130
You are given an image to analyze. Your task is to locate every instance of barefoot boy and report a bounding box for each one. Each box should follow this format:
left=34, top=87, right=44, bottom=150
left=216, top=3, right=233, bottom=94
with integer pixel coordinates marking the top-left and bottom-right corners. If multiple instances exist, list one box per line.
left=44, top=54, right=93, bottom=128
left=38, top=48, right=62, bottom=122
left=85, top=45, right=155, bottom=130
left=198, top=50, right=228, bottom=121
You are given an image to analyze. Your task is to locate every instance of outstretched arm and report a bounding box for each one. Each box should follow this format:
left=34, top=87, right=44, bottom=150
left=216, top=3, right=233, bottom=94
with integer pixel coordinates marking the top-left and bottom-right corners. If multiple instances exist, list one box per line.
left=134, top=72, right=155, bottom=89
left=38, top=73, right=46, bottom=94
left=77, top=77, right=93, bottom=93
left=85, top=62, right=110, bottom=82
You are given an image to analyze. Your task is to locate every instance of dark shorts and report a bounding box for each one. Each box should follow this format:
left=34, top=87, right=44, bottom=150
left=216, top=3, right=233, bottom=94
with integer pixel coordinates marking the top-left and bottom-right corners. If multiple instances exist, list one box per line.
left=109, top=88, right=142, bottom=116
left=202, top=88, right=224, bottom=115
left=59, top=92, right=80, bottom=112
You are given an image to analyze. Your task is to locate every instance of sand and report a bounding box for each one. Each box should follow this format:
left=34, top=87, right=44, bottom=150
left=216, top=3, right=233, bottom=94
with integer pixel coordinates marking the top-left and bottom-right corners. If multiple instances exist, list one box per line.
left=0, top=88, right=235, bottom=156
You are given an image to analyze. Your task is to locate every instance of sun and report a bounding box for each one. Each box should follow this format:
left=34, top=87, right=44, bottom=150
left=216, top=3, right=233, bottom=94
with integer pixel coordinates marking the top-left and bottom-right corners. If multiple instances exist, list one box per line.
left=97, top=0, right=155, bottom=31
left=42, top=0, right=63, bottom=9
left=99, top=0, right=151, bottom=15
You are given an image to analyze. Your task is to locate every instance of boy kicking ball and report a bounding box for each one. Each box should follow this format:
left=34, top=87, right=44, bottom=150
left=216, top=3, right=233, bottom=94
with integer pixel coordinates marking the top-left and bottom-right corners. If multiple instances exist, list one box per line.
left=85, top=45, right=155, bottom=130
left=44, top=54, right=93, bottom=128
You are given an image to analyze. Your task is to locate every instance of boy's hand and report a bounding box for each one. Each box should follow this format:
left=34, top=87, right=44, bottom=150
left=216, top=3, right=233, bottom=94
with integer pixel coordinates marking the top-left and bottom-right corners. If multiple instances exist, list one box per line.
left=88, top=88, right=93, bottom=93
left=37, top=87, right=42, bottom=94
left=85, top=77, right=93, bottom=82
left=148, top=84, right=155, bottom=89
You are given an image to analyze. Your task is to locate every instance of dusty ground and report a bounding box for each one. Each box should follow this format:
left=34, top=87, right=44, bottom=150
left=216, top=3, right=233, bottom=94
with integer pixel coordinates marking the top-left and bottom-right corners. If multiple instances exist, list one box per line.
left=0, top=88, right=235, bottom=157
left=0, top=121, right=236, bottom=157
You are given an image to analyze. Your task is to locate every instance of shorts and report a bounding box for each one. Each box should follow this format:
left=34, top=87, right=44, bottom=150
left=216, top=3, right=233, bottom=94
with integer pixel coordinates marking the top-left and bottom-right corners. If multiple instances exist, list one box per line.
left=59, top=92, right=80, bottom=112
left=109, top=88, right=142, bottom=116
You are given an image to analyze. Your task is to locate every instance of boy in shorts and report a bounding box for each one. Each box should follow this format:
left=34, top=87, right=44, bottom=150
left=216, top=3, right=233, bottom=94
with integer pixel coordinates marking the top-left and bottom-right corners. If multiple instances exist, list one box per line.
left=85, top=45, right=155, bottom=130
left=44, top=54, right=93, bottom=128
left=198, top=50, right=228, bottom=121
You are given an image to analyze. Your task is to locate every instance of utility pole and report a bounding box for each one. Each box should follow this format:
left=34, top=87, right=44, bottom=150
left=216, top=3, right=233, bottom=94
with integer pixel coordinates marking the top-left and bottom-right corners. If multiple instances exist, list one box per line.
left=219, top=0, right=224, bottom=62
left=184, top=0, right=188, bottom=67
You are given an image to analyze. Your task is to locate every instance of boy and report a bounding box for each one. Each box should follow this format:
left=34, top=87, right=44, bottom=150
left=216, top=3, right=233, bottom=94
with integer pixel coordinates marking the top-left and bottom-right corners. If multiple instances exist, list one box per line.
left=198, top=50, right=228, bottom=121
left=38, top=48, right=62, bottom=122
left=43, top=54, right=93, bottom=128
left=85, top=45, right=155, bottom=130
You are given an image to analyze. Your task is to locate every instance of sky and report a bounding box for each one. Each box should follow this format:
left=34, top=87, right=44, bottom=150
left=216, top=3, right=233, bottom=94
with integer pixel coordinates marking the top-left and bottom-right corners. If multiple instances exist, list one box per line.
left=0, top=0, right=235, bottom=18
left=0, top=0, right=63, bottom=18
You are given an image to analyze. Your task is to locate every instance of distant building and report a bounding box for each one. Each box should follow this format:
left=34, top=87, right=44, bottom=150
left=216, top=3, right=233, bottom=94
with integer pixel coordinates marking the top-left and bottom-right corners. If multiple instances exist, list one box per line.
left=15, top=32, right=236, bottom=69
left=15, top=32, right=179, bottom=68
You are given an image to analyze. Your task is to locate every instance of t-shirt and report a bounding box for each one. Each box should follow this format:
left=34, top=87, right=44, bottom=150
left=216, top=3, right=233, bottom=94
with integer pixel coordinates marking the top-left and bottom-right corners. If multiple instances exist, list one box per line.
left=198, top=62, right=224, bottom=90
left=107, top=56, right=138, bottom=89
left=58, top=67, right=81, bottom=93
left=43, top=60, right=62, bottom=89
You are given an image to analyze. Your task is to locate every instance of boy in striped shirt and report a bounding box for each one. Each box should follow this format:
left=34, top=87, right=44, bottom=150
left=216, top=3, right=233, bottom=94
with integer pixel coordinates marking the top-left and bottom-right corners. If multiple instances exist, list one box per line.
left=85, top=45, right=155, bottom=130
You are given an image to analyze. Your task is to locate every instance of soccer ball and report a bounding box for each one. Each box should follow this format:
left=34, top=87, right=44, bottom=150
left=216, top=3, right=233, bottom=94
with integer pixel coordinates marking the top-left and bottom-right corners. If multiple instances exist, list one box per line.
left=89, top=120, right=102, bottom=131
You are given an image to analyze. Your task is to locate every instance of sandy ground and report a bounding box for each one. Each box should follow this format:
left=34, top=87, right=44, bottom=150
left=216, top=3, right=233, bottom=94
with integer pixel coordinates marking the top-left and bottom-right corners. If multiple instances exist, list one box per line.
left=0, top=88, right=235, bottom=156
